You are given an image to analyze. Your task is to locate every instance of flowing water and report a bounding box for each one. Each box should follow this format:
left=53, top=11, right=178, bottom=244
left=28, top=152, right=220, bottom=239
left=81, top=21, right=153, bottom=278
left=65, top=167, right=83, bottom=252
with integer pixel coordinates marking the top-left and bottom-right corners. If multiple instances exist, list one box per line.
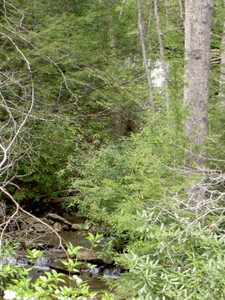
left=1, top=212, right=121, bottom=294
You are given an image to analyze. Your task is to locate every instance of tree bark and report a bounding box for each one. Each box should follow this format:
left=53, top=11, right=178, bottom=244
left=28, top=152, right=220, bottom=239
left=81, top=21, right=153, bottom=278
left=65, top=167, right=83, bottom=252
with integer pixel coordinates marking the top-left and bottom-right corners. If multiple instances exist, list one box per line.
left=154, top=0, right=169, bottom=110
left=137, top=0, right=155, bottom=113
left=218, top=0, right=225, bottom=105
left=183, top=0, right=214, bottom=167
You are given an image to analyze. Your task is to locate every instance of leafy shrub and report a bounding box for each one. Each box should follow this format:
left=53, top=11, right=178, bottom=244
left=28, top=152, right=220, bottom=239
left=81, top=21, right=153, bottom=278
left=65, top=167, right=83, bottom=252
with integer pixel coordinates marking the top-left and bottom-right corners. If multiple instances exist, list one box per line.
left=68, top=117, right=225, bottom=299
left=72, top=115, right=186, bottom=231
left=0, top=244, right=97, bottom=300
left=112, top=206, right=225, bottom=299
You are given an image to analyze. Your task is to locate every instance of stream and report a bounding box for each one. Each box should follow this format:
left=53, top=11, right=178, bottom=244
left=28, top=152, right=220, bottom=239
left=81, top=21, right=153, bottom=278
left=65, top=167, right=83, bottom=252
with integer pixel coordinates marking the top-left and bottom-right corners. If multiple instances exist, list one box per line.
left=1, top=211, right=121, bottom=296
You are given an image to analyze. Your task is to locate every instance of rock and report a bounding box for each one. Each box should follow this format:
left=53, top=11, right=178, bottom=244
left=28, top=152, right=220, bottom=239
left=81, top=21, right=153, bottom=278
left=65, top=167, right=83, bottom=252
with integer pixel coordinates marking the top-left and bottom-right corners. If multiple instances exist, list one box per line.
left=22, top=216, right=53, bottom=228
left=53, top=222, right=63, bottom=232
left=77, top=248, right=113, bottom=264
left=78, top=249, right=98, bottom=261
left=47, top=213, right=72, bottom=228
left=27, top=227, right=35, bottom=233
left=71, top=223, right=81, bottom=231
left=35, top=224, right=47, bottom=233
left=61, top=212, right=87, bottom=224
left=20, top=223, right=27, bottom=230
left=24, top=216, right=37, bottom=225
left=72, top=223, right=91, bottom=231
left=49, top=260, right=82, bottom=274
left=41, top=217, right=54, bottom=226
left=83, top=224, right=92, bottom=231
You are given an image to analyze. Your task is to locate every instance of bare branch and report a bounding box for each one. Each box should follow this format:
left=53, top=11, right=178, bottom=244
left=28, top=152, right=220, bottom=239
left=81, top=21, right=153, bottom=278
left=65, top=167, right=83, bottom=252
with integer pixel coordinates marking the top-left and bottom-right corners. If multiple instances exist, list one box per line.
left=0, top=187, right=68, bottom=256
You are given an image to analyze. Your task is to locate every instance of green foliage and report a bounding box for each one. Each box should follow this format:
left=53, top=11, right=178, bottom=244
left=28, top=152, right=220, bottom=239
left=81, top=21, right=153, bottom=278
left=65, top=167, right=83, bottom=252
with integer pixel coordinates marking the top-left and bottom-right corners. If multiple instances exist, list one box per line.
left=69, top=107, right=225, bottom=298
left=86, top=232, right=104, bottom=249
left=1, top=0, right=144, bottom=205
left=1, top=0, right=186, bottom=206
left=2, top=0, right=225, bottom=298
left=73, top=112, right=186, bottom=226
left=25, top=248, right=42, bottom=264
left=115, top=209, right=225, bottom=299
left=1, top=243, right=97, bottom=300
left=14, top=121, right=88, bottom=203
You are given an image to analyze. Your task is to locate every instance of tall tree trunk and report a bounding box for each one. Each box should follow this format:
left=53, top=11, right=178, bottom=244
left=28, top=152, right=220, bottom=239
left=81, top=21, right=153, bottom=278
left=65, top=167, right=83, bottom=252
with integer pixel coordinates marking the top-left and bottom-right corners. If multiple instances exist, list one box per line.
left=154, top=0, right=169, bottom=110
left=183, top=0, right=214, bottom=167
left=218, top=0, right=225, bottom=105
left=137, top=0, right=155, bottom=113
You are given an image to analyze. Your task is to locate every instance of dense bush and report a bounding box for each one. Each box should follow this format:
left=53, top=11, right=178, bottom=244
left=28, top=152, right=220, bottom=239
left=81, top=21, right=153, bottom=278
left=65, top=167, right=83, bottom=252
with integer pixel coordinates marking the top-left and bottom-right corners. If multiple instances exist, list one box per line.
left=71, top=118, right=225, bottom=299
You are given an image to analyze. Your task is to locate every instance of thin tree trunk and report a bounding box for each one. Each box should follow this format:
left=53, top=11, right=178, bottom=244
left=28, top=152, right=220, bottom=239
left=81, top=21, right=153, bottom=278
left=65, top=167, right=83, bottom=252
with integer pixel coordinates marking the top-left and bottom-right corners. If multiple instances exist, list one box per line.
left=137, top=0, right=155, bottom=113
left=154, top=0, right=169, bottom=110
left=183, top=0, right=214, bottom=167
left=178, top=0, right=184, bottom=21
left=119, top=0, right=127, bottom=19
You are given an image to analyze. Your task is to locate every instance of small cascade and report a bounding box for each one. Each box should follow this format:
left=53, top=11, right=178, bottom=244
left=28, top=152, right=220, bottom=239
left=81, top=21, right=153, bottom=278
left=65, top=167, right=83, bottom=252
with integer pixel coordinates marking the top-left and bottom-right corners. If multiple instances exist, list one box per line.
left=90, top=265, right=121, bottom=279
left=103, top=268, right=121, bottom=279
left=90, top=266, right=104, bottom=276
left=16, top=256, right=30, bottom=267
left=0, top=255, right=54, bottom=270
left=1, top=211, right=123, bottom=294
left=33, top=257, right=52, bottom=270
left=0, top=256, right=16, bottom=265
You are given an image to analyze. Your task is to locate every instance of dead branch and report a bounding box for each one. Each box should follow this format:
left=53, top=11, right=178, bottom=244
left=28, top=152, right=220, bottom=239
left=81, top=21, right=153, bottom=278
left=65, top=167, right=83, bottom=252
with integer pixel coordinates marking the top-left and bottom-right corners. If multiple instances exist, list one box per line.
left=0, top=18, right=68, bottom=259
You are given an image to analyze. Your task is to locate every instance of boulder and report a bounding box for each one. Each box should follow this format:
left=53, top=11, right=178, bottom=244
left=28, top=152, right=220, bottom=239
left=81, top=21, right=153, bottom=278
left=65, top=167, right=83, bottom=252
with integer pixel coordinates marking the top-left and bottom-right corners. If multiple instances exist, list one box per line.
left=47, top=213, right=72, bottom=228
left=71, top=223, right=91, bottom=231
left=77, top=248, right=113, bottom=264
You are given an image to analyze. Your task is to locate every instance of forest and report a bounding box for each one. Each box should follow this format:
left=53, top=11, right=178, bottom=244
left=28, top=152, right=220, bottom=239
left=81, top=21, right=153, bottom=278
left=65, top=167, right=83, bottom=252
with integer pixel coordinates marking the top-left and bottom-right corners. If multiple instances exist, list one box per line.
left=1, top=0, right=225, bottom=299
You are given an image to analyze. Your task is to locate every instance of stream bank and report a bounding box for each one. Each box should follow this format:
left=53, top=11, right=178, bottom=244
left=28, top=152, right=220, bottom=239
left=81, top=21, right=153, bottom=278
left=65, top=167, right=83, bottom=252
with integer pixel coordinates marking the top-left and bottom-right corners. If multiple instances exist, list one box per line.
left=1, top=210, right=122, bottom=297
